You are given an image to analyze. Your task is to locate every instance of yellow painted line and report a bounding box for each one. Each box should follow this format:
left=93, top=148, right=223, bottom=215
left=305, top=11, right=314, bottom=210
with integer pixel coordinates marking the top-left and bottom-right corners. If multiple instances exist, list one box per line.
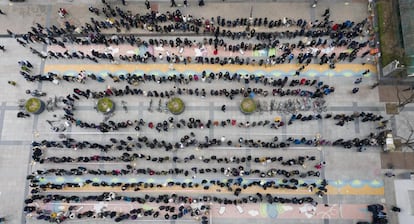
left=326, top=185, right=384, bottom=195
left=44, top=63, right=377, bottom=74
left=45, top=184, right=383, bottom=195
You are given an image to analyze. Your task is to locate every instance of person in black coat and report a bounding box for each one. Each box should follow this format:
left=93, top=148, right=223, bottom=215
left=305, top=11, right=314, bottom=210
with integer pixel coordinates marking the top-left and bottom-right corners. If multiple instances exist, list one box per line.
left=145, top=0, right=151, bottom=10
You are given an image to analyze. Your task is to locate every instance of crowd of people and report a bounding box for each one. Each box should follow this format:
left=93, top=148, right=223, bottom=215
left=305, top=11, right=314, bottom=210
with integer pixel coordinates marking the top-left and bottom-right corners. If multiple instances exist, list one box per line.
left=22, top=68, right=335, bottom=88
left=67, top=80, right=332, bottom=100
left=288, top=111, right=385, bottom=126
left=25, top=194, right=210, bottom=222
left=7, top=0, right=375, bottom=71
left=26, top=125, right=387, bottom=222
left=0, top=0, right=387, bottom=223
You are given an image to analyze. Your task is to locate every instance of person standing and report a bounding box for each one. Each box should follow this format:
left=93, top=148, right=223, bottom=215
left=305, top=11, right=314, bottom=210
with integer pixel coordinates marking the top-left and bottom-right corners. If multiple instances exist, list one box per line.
left=352, top=87, right=359, bottom=94
left=385, top=171, right=395, bottom=177
left=121, top=0, right=126, bottom=6
left=391, top=206, right=401, bottom=212
left=170, top=0, right=177, bottom=7
left=183, top=0, right=188, bottom=7
left=8, top=81, right=16, bottom=86
left=354, top=77, right=362, bottom=84
left=145, top=0, right=151, bottom=10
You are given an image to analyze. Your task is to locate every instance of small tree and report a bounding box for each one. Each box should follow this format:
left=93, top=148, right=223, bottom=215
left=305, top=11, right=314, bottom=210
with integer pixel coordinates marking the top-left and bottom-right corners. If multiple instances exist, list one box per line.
left=240, top=98, right=257, bottom=114
left=25, top=98, right=45, bottom=114
left=394, top=114, right=414, bottom=151
left=385, top=65, right=413, bottom=114
left=97, top=97, right=115, bottom=114
left=167, top=97, right=185, bottom=115
left=396, top=85, right=414, bottom=112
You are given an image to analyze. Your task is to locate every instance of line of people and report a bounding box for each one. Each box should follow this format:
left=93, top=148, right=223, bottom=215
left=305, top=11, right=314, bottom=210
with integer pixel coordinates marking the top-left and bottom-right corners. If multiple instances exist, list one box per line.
left=69, top=85, right=331, bottom=100
left=26, top=195, right=209, bottom=222
left=23, top=189, right=318, bottom=223
left=26, top=177, right=325, bottom=203
left=9, top=2, right=374, bottom=69
left=31, top=133, right=388, bottom=170
left=28, top=162, right=321, bottom=179
left=22, top=69, right=336, bottom=90
left=288, top=111, right=385, bottom=126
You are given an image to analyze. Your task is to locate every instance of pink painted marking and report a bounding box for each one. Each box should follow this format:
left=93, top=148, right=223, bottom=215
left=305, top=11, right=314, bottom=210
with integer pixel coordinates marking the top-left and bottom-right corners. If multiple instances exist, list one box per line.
left=48, top=44, right=370, bottom=59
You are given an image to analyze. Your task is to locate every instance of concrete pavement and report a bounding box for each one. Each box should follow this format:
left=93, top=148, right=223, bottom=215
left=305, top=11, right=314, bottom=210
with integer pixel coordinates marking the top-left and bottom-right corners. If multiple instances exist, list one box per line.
left=0, top=1, right=413, bottom=224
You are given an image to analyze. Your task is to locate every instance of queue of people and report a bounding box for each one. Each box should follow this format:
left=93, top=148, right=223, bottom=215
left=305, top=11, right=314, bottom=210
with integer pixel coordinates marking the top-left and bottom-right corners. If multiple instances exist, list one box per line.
left=8, top=0, right=375, bottom=71
left=3, top=1, right=386, bottom=223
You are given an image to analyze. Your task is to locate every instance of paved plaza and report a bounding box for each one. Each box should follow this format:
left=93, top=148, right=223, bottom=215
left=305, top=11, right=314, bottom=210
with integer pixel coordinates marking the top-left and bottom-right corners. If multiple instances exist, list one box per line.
left=0, top=0, right=414, bottom=224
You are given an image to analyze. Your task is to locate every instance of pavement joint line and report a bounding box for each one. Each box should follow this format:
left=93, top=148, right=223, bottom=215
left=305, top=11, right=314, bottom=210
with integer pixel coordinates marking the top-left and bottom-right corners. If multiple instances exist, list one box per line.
left=21, top=5, right=53, bottom=223
left=354, top=115, right=360, bottom=134
left=318, top=89, right=328, bottom=206
left=99, top=133, right=106, bottom=170
left=0, top=33, right=219, bottom=38
left=205, top=103, right=215, bottom=171
left=318, top=117, right=324, bottom=136
left=37, top=3, right=52, bottom=81
left=24, top=82, right=41, bottom=224
left=310, top=0, right=317, bottom=22
left=138, top=101, right=144, bottom=127
left=34, top=187, right=384, bottom=196
left=245, top=147, right=251, bottom=170
left=172, top=101, right=178, bottom=176
left=210, top=203, right=213, bottom=224
left=65, top=121, right=73, bottom=138
left=0, top=102, right=6, bottom=143
left=31, top=174, right=384, bottom=184
left=30, top=132, right=328, bottom=137
left=44, top=61, right=377, bottom=71
left=34, top=104, right=412, bottom=112
left=353, top=102, right=360, bottom=134
left=320, top=142, right=328, bottom=206
left=246, top=112, right=252, bottom=169
left=209, top=102, right=214, bottom=140
left=0, top=140, right=32, bottom=146
left=281, top=115, right=287, bottom=141
left=5, top=104, right=414, bottom=112
left=390, top=115, right=398, bottom=137
left=327, top=106, right=385, bottom=111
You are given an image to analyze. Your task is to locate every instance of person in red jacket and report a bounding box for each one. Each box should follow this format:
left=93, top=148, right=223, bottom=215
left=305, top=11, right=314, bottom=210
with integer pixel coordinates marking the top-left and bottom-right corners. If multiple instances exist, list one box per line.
left=58, top=8, right=67, bottom=18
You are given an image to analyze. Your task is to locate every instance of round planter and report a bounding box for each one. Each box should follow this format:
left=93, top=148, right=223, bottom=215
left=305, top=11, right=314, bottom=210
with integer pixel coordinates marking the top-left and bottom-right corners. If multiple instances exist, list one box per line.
left=240, top=98, right=257, bottom=114
left=97, top=97, right=115, bottom=114
left=167, top=97, right=185, bottom=115
left=25, top=98, right=45, bottom=114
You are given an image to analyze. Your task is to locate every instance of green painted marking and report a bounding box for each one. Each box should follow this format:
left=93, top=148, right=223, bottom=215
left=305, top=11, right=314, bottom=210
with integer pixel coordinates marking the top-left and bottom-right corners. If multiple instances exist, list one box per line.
left=352, top=179, right=362, bottom=185
left=343, top=72, right=353, bottom=77
left=55, top=177, right=65, bottom=183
